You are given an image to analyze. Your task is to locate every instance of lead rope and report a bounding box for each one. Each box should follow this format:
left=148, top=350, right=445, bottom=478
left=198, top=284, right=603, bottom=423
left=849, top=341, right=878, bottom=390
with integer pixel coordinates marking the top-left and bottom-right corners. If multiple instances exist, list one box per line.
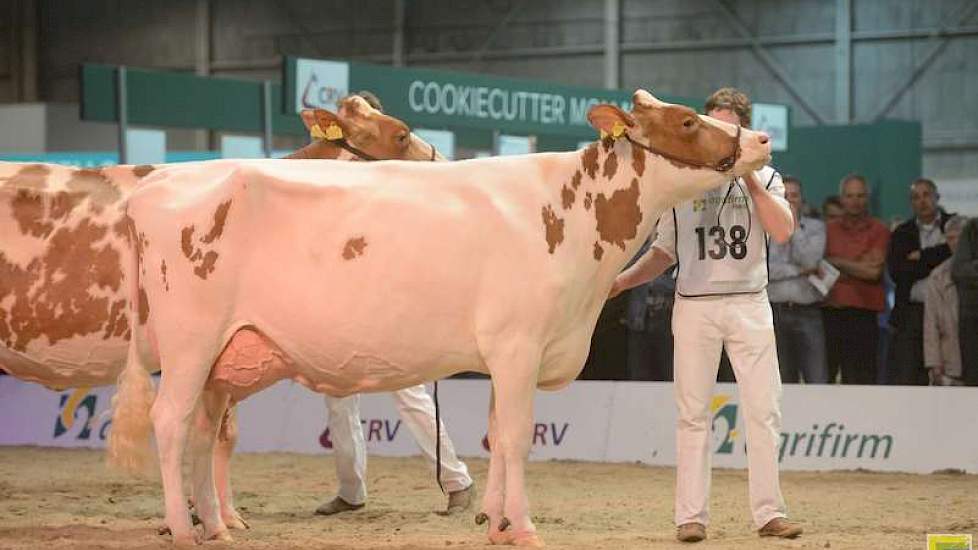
left=715, top=178, right=753, bottom=247
left=435, top=380, right=445, bottom=494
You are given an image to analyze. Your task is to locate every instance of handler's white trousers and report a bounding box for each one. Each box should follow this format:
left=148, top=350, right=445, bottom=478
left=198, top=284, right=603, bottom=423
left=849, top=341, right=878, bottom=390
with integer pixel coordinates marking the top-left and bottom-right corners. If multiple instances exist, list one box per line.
left=672, top=291, right=786, bottom=528
left=325, top=384, right=472, bottom=505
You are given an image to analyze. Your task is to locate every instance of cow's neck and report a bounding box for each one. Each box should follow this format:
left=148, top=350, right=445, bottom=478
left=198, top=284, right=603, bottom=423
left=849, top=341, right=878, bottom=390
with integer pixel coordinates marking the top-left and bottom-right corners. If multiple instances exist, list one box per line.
left=554, top=136, right=730, bottom=295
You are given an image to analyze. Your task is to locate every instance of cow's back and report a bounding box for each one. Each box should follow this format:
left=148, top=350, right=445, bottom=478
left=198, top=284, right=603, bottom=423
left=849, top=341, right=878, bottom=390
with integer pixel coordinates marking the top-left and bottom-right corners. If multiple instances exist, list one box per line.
left=0, top=162, right=148, bottom=387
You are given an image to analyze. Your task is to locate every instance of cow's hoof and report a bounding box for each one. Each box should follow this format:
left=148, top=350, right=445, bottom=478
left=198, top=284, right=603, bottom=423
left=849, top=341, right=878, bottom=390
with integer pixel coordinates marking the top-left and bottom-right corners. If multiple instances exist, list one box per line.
left=205, top=528, right=233, bottom=542
left=223, top=510, right=250, bottom=530
left=489, top=530, right=544, bottom=547
left=487, top=530, right=513, bottom=545
left=475, top=512, right=489, bottom=525
left=512, top=532, right=545, bottom=547
left=171, top=531, right=202, bottom=546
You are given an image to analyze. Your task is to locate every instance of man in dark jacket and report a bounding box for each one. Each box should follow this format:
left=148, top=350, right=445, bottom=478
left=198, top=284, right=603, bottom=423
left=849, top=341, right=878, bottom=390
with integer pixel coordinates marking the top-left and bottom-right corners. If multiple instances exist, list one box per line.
left=885, top=178, right=953, bottom=385
left=952, top=216, right=978, bottom=385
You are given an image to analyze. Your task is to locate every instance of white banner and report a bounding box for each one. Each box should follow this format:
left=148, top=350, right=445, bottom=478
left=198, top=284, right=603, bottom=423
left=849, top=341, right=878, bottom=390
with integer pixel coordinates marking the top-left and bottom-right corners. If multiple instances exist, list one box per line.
left=753, top=103, right=789, bottom=152
left=936, top=178, right=978, bottom=217
left=2, top=378, right=976, bottom=474
left=295, top=59, right=350, bottom=113
left=413, top=128, right=456, bottom=161
left=496, top=134, right=534, bottom=156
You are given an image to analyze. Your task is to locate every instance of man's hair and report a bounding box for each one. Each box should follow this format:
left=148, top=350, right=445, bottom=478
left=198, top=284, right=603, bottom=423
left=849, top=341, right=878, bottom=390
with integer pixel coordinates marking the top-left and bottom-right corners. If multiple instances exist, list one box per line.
left=344, top=90, right=384, bottom=112
left=839, top=173, right=868, bottom=194
left=911, top=177, right=939, bottom=196
left=705, top=87, right=752, bottom=127
left=946, top=215, right=968, bottom=234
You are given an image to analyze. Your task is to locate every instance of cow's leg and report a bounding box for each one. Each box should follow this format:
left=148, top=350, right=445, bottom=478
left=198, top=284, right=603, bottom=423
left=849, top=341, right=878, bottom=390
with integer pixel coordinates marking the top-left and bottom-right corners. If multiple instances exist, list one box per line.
left=478, top=388, right=507, bottom=533
left=151, top=357, right=212, bottom=545
left=214, top=406, right=249, bottom=529
left=487, top=366, right=541, bottom=547
left=188, top=388, right=232, bottom=541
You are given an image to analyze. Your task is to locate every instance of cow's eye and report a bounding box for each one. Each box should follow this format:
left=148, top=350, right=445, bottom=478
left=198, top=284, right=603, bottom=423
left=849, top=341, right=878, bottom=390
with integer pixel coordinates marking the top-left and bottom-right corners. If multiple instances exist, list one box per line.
left=683, top=118, right=695, bottom=129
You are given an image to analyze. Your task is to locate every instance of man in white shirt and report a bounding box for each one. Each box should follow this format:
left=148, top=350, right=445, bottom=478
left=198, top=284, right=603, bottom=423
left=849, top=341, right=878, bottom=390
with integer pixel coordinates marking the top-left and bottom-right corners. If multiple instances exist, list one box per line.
left=611, top=87, right=803, bottom=543
left=768, top=176, right=828, bottom=383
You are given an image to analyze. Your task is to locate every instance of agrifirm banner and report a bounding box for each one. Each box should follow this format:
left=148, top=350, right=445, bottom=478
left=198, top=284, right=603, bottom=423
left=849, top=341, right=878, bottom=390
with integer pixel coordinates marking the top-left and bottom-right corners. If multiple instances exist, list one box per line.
left=2, top=378, right=975, bottom=474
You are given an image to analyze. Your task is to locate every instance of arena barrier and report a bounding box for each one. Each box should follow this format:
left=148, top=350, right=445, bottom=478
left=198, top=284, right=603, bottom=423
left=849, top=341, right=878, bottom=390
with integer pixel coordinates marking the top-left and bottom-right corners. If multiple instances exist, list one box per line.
left=1, top=377, right=975, bottom=474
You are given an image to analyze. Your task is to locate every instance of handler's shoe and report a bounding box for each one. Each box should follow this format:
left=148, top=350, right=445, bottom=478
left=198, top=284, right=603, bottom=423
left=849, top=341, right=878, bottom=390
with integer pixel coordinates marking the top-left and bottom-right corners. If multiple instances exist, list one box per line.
left=758, top=517, right=803, bottom=539
left=446, top=484, right=475, bottom=515
left=315, top=496, right=364, bottom=516
left=677, top=522, right=706, bottom=543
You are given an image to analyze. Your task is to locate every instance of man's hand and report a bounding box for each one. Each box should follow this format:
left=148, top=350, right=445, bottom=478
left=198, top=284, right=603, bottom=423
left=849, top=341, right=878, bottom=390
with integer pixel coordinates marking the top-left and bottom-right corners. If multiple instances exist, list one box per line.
left=907, top=250, right=921, bottom=261
left=743, top=172, right=794, bottom=244
left=608, top=277, right=626, bottom=300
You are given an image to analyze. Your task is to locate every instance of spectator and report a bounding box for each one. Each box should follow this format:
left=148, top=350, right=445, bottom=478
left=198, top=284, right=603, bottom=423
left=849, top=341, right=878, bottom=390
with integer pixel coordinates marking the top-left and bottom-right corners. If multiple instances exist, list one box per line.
left=924, top=216, right=968, bottom=385
left=885, top=179, right=953, bottom=385
left=824, top=174, right=890, bottom=384
left=822, top=195, right=844, bottom=224
left=952, top=216, right=978, bottom=385
left=769, top=176, right=828, bottom=383
left=625, top=268, right=676, bottom=381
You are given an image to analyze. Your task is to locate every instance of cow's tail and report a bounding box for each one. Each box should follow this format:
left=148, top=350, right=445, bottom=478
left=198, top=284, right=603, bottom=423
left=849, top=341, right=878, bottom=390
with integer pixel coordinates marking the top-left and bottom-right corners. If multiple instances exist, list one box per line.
left=107, top=345, right=156, bottom=474
left=107, top=214, right=156, bottom=475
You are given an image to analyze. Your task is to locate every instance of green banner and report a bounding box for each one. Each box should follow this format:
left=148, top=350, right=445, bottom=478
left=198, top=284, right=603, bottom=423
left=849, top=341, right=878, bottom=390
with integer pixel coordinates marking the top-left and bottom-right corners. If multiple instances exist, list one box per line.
left=80, top=64, right=306, bottom=136
left=284, top=56, right=696, bottom=140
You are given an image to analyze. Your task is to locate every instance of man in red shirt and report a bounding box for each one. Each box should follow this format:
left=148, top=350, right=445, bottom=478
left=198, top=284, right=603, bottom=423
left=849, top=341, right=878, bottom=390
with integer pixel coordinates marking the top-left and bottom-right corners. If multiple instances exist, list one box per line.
left=824, top=174, right=891, bottom=384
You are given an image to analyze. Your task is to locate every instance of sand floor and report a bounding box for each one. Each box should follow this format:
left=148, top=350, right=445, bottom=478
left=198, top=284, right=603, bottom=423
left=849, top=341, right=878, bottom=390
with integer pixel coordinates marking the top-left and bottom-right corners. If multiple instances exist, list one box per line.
left=0, top=447, right=975, bottom=549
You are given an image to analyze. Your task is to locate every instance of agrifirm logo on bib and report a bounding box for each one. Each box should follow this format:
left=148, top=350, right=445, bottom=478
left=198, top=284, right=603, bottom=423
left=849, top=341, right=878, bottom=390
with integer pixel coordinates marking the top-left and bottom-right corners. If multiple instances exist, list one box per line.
left=928, top=534, right=972, bottom=550
left=296, top=59, right=350, bottom=112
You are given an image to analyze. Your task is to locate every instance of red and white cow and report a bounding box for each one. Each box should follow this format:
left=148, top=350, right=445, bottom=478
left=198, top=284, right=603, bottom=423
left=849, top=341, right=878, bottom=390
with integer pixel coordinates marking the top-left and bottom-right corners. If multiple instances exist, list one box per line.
left=109, top=90, right=771, bottom=546
left=0, top=96, right=439, bottom=530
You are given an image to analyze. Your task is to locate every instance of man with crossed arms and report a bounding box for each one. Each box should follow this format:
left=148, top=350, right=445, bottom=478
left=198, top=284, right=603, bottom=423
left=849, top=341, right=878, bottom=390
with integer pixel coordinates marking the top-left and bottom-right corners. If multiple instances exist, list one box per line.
left=612, top=87, right=803, bottom=542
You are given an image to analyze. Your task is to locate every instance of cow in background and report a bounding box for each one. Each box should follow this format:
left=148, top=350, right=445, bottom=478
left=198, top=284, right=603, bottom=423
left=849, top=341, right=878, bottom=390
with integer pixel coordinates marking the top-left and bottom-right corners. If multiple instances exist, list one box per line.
left=0, top=96, right=439, bottom=531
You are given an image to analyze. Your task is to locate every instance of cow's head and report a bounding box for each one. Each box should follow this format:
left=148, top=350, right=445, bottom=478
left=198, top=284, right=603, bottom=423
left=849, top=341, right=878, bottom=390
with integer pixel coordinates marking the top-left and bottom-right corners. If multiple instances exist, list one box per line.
left=587, top=89, right=771, bottom=196
left=293, top=96, right=444, bottom=162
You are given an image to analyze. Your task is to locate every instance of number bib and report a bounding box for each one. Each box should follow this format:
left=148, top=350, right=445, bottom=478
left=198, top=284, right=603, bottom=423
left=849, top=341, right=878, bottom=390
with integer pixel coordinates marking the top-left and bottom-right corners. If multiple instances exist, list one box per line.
left=672, top=176, right=771, bottom=297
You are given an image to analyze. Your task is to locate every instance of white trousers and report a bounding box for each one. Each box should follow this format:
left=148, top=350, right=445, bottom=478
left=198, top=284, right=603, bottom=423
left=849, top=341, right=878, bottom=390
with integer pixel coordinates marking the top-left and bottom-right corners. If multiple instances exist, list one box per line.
left=325, top=384, right=472, bottom=505
left=672, top=291, right=786, bottom=528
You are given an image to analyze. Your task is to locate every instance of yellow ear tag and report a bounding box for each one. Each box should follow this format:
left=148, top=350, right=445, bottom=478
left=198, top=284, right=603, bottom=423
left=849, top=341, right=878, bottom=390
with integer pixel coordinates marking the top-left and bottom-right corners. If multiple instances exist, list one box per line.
left=309, top=124, right=327, bottom=140
left=599, top=129, right=609, bottom=140
left=324, top=123, right=344, bottom=141
left=611, top=121, right=626, bottom=139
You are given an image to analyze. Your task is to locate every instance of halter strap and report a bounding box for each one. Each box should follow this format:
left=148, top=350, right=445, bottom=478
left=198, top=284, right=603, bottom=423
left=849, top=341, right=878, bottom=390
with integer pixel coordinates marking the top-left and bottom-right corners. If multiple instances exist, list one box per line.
left=623, top=124, right=741, bottom=173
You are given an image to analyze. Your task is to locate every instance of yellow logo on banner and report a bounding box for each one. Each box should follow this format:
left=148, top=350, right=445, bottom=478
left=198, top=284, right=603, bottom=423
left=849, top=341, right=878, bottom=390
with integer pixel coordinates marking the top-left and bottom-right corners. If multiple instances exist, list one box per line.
left=928, top=534, right=973, bottom=550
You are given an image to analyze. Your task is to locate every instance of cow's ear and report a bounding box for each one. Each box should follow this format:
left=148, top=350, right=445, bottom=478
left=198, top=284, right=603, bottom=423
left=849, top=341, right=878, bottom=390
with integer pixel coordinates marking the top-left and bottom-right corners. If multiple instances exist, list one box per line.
left=301, top=109, right=347, bottom=142
left=299, top=109, right=323, bottom=131
left=587, top=104, right=636, bottom=137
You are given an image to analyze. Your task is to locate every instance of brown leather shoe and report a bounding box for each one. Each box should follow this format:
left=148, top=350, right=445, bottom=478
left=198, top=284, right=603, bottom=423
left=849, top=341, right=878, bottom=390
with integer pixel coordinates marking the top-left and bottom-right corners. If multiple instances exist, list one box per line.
left=446, top=484, right=475, bottom=515
left=314, top=496, right=364, bottom=516
left=758, top=517, right=803, bottom=538
left=677, top=522, right=706, bottom=543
